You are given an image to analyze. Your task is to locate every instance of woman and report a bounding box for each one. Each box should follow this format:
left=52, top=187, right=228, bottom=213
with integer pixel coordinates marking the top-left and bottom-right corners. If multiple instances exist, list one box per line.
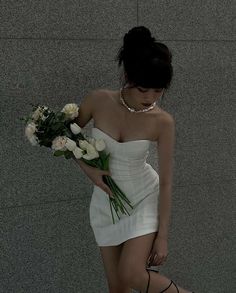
left=74, top=26, right=194, bottom=293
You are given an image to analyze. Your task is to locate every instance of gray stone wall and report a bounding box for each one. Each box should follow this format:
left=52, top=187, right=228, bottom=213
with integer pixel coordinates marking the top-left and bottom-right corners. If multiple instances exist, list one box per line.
left=0, top=1, right=235, bottom=292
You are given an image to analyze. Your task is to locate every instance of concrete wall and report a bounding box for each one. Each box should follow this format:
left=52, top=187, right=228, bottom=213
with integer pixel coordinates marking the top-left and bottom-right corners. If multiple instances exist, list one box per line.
left=0, top=1, right=235, bottom=292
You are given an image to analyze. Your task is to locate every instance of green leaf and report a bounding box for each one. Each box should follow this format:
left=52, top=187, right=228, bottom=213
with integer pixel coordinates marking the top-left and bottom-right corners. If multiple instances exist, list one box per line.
left=64, top=150, right=73, bottom=159
left=103, top=153, right=110, bottom=170
left=56, top=112, right=66, bottom=120
left=53, top=150, right=65, bottom=157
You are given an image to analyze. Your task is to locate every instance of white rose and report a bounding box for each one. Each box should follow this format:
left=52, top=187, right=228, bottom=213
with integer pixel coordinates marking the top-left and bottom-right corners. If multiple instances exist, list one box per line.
left=51, top=136, right=67, bottom=151
left=82, top=143, right=99, bottom=160
left=73, top=147, right=83, bottom=159
left=87, top=137, right=96, bottom=146
left=78, top=139, right=90, bottom=150
left=31, top=106, right=49, bottom=121
left=94, top=139, right=106, bottom=151
left=61, top=103, right=79, bottom=120
left=29, top=134, right=39, bottom=146
left=31, top=107, right=41, bottom=120
left=41, top=114, right=48, bottom=121
left=65, top=137, right=77, bottom=151
left=25, top=122, right=37, bottom=139
left=70, top=123, right=81, bottom=135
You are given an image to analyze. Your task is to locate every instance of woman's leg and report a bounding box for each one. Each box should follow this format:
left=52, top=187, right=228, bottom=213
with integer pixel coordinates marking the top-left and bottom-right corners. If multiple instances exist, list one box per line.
left=117, top=232, right=193, bottom=293
left=99, top=242, right=132, bottom=293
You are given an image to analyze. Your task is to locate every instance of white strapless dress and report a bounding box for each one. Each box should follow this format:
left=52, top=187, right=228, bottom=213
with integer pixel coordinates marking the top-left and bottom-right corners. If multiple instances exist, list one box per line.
left=89, top=127, right=160, bottom=246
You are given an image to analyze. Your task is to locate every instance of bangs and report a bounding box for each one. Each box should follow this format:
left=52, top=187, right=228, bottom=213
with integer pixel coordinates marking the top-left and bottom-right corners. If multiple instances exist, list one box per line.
left=125, top=58, right=172, bottom=89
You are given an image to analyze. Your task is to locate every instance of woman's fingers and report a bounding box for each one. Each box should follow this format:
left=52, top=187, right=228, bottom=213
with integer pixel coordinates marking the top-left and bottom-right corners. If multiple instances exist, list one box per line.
left=101, top=171, right=113, bottom=197
left=104, top=185, right=113, bottom=197
left=147, top=254, right=155, bottom=265
left=98, top=181, right=113, bottom=197
left=147, top=252, right=168, bottom=266
left=95, top=170, right=113, bottom=197
left=155, top=254, right=167, bottom=265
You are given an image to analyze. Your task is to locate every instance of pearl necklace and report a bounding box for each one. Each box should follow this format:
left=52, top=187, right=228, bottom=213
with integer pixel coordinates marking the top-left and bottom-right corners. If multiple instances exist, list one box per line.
left=119, top=87, right=156, bottom=113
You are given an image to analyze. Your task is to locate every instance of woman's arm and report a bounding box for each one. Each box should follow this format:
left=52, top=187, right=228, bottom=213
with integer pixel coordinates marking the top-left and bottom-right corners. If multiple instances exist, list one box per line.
left=74, top=90, right=96, bottom=128
left=72, top=89, right=96, bottom=166
left=156, top=113, right=176, bottom=240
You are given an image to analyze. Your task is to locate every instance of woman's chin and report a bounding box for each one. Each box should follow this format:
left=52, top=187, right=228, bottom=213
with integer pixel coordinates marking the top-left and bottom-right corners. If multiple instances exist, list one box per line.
left=141, top=103, right=152, bottom=106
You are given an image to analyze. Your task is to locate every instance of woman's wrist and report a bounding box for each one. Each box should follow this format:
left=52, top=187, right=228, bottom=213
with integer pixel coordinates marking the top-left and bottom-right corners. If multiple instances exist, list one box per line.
left=156, top=232, right=168, bottom=240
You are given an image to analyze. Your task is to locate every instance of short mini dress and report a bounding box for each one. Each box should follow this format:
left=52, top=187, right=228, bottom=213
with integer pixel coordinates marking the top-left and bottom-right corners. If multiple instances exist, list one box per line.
left=89, top=127, right=160, bottom=246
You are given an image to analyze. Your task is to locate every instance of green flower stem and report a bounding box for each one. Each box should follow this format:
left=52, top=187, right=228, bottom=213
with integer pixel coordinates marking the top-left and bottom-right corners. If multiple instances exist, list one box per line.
left=107, top=177, right=133, bottom=204
left=114, top=187, right=134, bottom=208
left=105, top=176, right=133, bottom=216
left=109, top=197, right=115, bottom=224
left=114, top=188, right=134, bottom=210
left=107, top=180, right=127, bottom=214
left=113, top=194, right=125, bottom=214
left=108, top=183, right=132, bottom=207
left=106, top=176, right=134, bottom=210
left=115, top=194, right=131, bottom=216
left=109, top=198, right=120, bottom=224
left=114, top=183, right=132, bottom=203
left=103, top=176, right=128, bottom=219
left=104, top=177, right=124, bottom=210
left=112, top=191, right=124, bottom=211
left=81, top=158, right=134, bottom=224
left=110, top=197, right=121, bottom=223
left=114, top=192, right=130, bottom=216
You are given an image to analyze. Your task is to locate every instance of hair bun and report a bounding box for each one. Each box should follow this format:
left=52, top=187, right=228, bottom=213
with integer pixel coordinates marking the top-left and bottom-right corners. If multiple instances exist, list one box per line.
left=124, top=26, right=155, bottom=50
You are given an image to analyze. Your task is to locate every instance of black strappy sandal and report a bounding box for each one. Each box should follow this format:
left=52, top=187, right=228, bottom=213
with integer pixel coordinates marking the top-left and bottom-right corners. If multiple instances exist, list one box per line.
left=144, top=268, right=195, bottom=293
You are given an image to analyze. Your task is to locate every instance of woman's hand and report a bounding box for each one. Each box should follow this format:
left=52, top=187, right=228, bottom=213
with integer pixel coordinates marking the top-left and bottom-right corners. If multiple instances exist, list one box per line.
left=80, top=163, right=114, bottom=198
left=147, top=236, right=169, bottom=266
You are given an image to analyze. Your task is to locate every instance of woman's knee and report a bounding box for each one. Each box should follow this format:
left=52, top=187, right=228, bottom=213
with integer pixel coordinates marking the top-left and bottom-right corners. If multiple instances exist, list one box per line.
left=108, top=283, right=132, bottom=293
left=117, top=266, right=146, bottom=288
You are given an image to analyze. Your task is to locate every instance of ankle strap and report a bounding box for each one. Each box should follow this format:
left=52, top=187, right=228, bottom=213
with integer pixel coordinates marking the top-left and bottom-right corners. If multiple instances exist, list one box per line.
left=159, top=279, right=179, bottom=293
left=144, top=269, right=179, bottom=293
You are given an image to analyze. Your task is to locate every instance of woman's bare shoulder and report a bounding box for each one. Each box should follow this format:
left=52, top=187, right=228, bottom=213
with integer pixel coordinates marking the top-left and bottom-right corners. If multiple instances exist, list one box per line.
left=154, top=108, right=175, bottom=135
left=90, top=88, right=112, bottom=99
left=156, top=110, right=175, bottom=137
left=160, top=110, right=175, bottom=123
left=91, top=88, right=115, bottom=105
left=92, top=88, right=112, bottom=95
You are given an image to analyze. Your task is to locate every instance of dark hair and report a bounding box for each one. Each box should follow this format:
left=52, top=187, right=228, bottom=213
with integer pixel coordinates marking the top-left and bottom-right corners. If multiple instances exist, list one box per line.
left=115, top=26, right=173, bottom=90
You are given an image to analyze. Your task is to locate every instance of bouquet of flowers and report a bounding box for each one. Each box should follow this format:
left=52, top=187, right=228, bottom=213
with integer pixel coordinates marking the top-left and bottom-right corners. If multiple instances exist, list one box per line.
left=19, top=102, right=134, bottom=224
